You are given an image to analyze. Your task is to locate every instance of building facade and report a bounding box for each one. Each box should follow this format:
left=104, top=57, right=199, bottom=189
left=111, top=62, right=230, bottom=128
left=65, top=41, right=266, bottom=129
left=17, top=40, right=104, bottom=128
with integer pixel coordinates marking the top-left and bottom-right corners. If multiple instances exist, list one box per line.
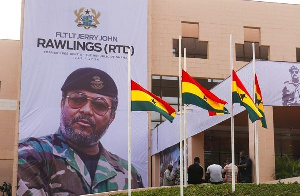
left=0, top=0, right=300, bottom=193
left=149, top=0, right=300, bottom=187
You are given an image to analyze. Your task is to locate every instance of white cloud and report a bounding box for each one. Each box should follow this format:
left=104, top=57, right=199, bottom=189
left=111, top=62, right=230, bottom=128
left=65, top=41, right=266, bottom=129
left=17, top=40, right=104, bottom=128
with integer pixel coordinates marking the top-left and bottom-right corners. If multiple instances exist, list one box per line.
left=0, top=0, right=299, bottom=40
left=0, top=0, right=21, bottom=40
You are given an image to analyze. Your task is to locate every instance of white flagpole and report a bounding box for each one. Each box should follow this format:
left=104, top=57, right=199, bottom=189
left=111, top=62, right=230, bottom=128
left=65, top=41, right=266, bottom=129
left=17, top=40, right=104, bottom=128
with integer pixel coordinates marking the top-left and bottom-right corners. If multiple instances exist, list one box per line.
left=183, top=48, right=187, bottom=187
left=178, top=36, right=183, bottom=196
left=230, top=34, right=236, bottom=192
left=252, top=43, right=259, bottom=185
left=128, top=49, right=132, bottom=196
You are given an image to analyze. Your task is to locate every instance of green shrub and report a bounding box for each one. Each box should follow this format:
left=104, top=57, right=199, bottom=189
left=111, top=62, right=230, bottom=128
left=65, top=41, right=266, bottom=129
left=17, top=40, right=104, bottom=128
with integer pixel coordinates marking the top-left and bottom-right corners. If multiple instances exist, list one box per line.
left=275, top=155, right=300, bottom=180
left=114, top=183, right=300, bottom=196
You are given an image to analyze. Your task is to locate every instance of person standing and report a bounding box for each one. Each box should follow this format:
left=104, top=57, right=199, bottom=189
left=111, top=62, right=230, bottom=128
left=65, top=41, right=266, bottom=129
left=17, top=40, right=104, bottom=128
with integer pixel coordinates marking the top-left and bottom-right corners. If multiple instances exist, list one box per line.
left=187, top=157, right=205, bottom=184
left=163, top=164, right=174, bottom=186
left=237, top=151, right=252, bottom=183
left=206, top=164, right=223, bottom=184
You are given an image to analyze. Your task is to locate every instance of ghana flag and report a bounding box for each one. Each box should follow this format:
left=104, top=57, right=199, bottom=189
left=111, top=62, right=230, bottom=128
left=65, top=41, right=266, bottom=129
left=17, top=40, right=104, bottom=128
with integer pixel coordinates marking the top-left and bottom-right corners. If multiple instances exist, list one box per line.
left=232, top=70, right=262, bottom=122
left=255, top=74, right=267, bottom=128
left=208, top=110, right=226, bottom=116
left=131, top=80, right=176, bottom=122
left=182, top=69, right=228, bottom=114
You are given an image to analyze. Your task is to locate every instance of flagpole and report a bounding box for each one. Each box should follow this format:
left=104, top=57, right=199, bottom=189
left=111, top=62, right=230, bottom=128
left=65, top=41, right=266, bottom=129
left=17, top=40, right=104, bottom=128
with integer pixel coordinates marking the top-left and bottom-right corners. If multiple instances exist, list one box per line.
left=230, top=34, right=236, bottom=192
left=179, top=36, right=183, bottom=196
left=183, top=48, right=187, bottom=187
left=128, top=49, right=132, bottom=196
left=252, top=43, right=259, bottom=185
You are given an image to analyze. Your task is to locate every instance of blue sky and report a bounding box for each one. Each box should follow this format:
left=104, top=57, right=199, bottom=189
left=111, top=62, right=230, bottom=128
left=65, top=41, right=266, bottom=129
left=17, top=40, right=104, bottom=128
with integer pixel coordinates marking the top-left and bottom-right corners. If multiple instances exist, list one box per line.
left=0, top=0, right=299, bottom=40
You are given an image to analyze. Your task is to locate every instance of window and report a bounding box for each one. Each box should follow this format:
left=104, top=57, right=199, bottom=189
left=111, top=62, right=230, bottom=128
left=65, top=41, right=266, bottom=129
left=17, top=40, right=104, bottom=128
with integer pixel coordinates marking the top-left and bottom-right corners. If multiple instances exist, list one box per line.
left=236, top=27, right=269, bottom=62
left=172, top=22, right=208, bottom=59
left=173, top=38, right=208, bottom=58
left=152, top=76, right=179, bottom=129
left=297, top=48, right=300, bottom=62
left=236, top=42, right=269, bottom=62
left=151, top=76, right=222, bottom=129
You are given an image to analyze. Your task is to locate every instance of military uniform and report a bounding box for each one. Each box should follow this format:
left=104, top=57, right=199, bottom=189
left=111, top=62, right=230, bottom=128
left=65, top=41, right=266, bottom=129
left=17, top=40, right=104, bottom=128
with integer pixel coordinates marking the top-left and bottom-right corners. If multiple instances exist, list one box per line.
left=282, top=66, right=300, bottom=106
left=17, top=130, right=143, bottom=195
left=282, top=80, right=300, bottom=106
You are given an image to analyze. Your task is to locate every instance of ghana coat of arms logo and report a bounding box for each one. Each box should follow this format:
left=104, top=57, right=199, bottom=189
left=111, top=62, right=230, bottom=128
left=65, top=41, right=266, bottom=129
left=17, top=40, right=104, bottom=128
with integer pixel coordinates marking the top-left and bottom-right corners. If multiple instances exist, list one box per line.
left=74, top=8, right=101, bottom=29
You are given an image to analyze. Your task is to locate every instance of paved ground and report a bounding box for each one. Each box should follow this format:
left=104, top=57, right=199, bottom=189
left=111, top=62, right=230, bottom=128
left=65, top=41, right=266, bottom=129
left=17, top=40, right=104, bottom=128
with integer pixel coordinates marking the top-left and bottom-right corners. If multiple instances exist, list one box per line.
left=263, top=176, right=300, bottom=184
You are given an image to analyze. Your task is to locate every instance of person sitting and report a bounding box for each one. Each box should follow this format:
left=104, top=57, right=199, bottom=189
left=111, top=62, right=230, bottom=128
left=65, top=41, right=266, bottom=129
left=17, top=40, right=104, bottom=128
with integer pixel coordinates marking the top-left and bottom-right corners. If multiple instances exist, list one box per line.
left=223, top=158, right=238, bottom=183
left=187, top=157, right=205, bottom=184
left=206, top=163, right=223, bottom=184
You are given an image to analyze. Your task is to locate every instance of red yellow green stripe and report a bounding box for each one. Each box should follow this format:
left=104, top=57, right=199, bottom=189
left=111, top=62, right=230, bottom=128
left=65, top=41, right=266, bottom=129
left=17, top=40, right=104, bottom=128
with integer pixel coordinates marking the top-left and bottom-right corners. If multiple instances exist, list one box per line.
left=182, top=69, right=228, bottom=114
left=255, top=74, right=267, bottom=128
left=232, top=70, right=262, bottom=123
left=131, top=80, right=176, bottom=122
left=208, top=110, right=228, bottom=116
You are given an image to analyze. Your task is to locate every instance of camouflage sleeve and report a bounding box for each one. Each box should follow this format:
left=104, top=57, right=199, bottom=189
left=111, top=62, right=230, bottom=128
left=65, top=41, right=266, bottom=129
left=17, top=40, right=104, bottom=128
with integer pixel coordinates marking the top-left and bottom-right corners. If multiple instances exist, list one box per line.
left=130, top=164, right=144, bottom=188
left=136, top=173, right=144, bottom=188
left=17, top=139, right=50, bottom=196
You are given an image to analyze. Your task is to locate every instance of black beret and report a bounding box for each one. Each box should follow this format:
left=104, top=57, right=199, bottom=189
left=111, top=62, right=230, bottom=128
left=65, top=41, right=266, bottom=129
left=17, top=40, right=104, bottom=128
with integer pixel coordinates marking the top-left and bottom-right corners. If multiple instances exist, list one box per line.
left=289, top=66, right=299, bottom=73
left=61, top=67, right=118, bottom=98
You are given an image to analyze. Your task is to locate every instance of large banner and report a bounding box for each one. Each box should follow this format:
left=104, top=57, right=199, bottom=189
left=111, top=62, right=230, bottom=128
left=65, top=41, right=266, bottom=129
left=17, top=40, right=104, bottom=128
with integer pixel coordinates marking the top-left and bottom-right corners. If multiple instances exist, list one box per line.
left=159, top=144, right=180, bottom=186
left=151, top=61, right=300, bottom=155
left=18, top=0, right=147, bottom=195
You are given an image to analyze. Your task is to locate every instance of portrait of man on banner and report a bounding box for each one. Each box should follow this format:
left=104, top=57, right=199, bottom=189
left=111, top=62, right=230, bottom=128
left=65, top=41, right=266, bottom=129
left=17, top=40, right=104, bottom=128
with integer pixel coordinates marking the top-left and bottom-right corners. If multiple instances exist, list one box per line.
left=282, top=65, right=300, bottom=106
left=18, top=68, right=144, bottom=195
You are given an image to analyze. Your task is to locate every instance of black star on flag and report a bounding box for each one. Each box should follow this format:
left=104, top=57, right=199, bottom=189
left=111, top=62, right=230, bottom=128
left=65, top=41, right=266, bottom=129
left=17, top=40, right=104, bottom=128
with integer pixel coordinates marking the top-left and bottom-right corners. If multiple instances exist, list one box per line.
left=203, top=95, right=208, bottom=102
left=151, top=98, right=157, bottom=105
left=240, top=94, right=246, bottom=101
left=257, top=98, right=262, bottom=105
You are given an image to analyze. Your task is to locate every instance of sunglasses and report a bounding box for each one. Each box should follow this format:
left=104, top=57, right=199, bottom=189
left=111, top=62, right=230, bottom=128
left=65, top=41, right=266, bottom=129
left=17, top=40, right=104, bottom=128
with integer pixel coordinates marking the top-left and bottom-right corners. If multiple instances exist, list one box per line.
left=66, top=92, right=111, bottom=116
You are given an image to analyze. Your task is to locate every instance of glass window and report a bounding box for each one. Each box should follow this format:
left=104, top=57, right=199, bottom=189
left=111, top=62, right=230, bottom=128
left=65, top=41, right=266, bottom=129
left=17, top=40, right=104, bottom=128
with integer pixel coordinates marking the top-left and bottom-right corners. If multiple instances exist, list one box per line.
left=195, top=78, right=222, bottom=90
left=236, top=27, right=269, bottom=62
left=236, top=42, right=269, bottom=62
left=151, top=75, right=222, bottom=128
left=273, top=106, right=300, bottom=159
left=204, top=128, right=248, bottom=168
left=173, top=38, right=208, bottom=59
left=151, top=76, right=179, bottom=127
left=260, top=45, right=269, bottom=60
left=236, top=44, right=244, bottom=61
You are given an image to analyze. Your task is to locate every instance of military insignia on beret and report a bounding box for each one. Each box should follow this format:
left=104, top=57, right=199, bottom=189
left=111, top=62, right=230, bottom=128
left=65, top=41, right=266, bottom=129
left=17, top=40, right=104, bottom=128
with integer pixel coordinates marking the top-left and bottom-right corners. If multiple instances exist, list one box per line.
left=91, top=76, right=104, bottom=90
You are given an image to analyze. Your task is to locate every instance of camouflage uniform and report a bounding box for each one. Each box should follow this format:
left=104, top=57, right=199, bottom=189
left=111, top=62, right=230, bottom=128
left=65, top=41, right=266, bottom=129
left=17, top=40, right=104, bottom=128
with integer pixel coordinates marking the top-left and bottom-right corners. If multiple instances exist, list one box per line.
left=173, top=166, right=180, bottom=185
left=17, top=130, right=143, bottom=195
left=282, top=80, right=300, bottom=106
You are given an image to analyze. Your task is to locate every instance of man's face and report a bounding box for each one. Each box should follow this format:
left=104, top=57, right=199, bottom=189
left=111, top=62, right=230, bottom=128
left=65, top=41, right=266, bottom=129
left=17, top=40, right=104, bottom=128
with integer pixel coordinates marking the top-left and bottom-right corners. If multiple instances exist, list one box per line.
left=240, top=152, right=245, bottom=159
left=60, top=90, right=115, bottom=147
left=291, top=69, right=299, bottom=81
